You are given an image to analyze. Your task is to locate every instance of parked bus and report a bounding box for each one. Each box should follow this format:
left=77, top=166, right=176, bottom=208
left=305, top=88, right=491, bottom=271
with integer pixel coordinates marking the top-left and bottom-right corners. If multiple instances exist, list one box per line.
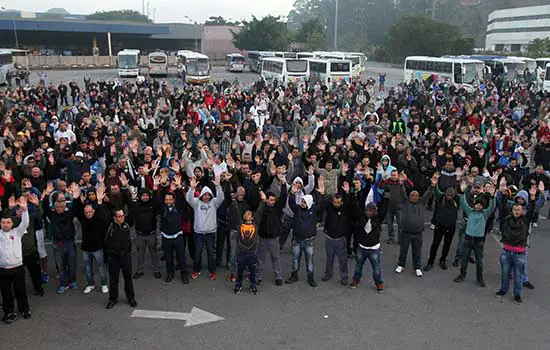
left=247, top=51, right=276, bottom=73
left=117, top=49, right=140, bottom=77
left=314, top=51, right=366, bottom=78
left=261, top=57, right=309, bottom=86
left=404, top=56, right=484, bottom=91
left=536, top=58, right=550, bottom=79
left=177, top=50, right=210, bottom=84
left=148, top=51, right=168, bottom=76
left=0, top=49, right=15, bottom=85
left=296, top=52, right=316, bottom=59
left=225, top=53, right=245, bottom=72
left=544, top=64, right=550, bottom=92
left=463, top=55, right=526, bottom=80
left=307, top=58, right=352, bottom=86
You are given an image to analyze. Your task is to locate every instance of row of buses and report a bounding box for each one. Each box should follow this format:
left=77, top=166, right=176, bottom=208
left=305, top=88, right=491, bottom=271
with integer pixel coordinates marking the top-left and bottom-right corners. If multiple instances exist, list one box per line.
left=403, top=55, right=550, bottom=92
left=116, top=49, right=211, bottom=84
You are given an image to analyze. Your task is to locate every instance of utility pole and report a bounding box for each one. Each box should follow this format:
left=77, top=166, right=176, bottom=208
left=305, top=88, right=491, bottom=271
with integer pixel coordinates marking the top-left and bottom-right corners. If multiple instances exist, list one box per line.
left=334, top=0, right=339, bottom=50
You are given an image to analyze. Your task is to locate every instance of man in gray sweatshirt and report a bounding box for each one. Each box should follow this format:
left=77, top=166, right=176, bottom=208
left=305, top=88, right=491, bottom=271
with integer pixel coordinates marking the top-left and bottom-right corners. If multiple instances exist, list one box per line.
left=186, top=176, right=225, bottom=281
left=395, top=174, right=436, bottom=277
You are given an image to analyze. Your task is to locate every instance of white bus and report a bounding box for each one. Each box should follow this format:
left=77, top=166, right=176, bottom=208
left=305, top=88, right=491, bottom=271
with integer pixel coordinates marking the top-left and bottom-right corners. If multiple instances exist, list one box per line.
left=307, top=58, right=352, bottom=86
left=536, top=58, right=550, bottom=79
left=314, top=51, right=366, bottom=78
left=148, top=51, right=168, bottom=76
left=177, top=50, right=210, bottom=84
left=261, top=57, right=309, bottom=86
left=296, top=52, right=316, bottom=59
left=404, top=56, right=484, bottom=91
left=117, top=49, right=140, bottom=77
left=225, top=53, right=245, bottom=72
left=543, top=64, right=550, bottom=92
left=0, top=49, right=15, bottom=85
left=247, top=51, right=276, bottom=73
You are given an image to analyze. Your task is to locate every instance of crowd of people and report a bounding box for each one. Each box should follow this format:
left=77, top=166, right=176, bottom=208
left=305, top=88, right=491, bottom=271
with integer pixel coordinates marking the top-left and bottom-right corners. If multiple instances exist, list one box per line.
left=0, top=69, right=549, bottom=325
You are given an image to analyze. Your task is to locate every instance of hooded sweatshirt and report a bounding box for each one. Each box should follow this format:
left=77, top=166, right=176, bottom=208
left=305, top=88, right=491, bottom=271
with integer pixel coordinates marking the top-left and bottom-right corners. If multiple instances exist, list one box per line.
left=0, top=211, right=29, bottom=269
left=282, top=175, right=315, bottom=218
left=186, top=185, right=225, bottom=234
left=380, top=155, right=396, bottom=179
left=288, top=193, right=320, bottom=240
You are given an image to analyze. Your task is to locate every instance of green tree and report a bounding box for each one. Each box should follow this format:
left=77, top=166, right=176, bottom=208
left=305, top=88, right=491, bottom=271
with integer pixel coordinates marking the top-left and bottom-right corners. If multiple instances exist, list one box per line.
left=527, top=38, right=550, bottom=58
left=383, top=15, right=474, bottom=63
left=296, top=18, right=328, bottom=50
left=231, top=16, right=290, bottom=51
left=87, top=10, right=152, bottom=23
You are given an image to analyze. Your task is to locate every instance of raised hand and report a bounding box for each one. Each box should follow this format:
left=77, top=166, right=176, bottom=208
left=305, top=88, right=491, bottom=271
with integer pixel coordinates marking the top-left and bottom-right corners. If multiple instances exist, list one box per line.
left=307, top=165, right=315, bottom=176
left=153, top=175, right=161, bottom=187
left=28, top=193, right=40, bottom=206
left=189, top=176, right=198, bottom=189
left=260, top=191, right=267, bottom=202
left=8, top=196, right=17, bottom=209
left=119, top=173, right=129, bottom=187
left=97, top=173, right=105, bottom=184
left=342, top=162, right=350, bottom=174
left=213, top=176, right=221, bottom=186
left=18, top=196, right=28, bottom=211
left=173, top=174, right=182, bottom=188
left=96, top=186, right=105, bottom=204
left=538, top=181, right=545, bottom=193
left=277, top=172, right=287, bottom=185
left=46, top=182, right=55, bottom=195
left=460, top=181, right=467, bottom=193
left=342, top=181, right=350, bottom=193
left=430, top=176, right=438, bottom=187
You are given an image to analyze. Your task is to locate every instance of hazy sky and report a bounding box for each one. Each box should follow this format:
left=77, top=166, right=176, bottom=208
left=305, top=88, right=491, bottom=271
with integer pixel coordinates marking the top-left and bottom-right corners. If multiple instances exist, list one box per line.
left=1, top=0, right=296, bottom=23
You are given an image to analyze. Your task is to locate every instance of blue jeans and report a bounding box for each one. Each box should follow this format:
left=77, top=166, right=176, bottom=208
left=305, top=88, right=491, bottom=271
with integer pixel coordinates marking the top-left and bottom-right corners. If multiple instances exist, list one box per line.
left=499, top=249, right=526, bottom=297
left=82, top=250, right=108, bottom=287
left=353, top=247, right=383, bottom=284
left=54, top=241, right=77, bottom=286
left=193, top=233, right=216, bottom=274
left=291, top=237, right=315, bottom=278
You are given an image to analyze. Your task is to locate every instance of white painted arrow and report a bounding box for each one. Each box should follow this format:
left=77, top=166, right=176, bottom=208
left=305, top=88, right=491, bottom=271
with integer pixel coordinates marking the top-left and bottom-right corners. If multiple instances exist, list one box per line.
left=130, top=307, right=224, bottom=327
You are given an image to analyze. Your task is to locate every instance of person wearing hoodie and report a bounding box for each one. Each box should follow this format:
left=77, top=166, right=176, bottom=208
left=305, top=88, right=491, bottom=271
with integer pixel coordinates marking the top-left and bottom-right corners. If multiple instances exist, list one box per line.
left=279, top=166, right=315, bottom=249
left=186, top=176, right=225, bottom=281
left=424, top=185, right=459, bottom=272
left=256, top=174, right=288, bottom=286
left=0, top=197, right=30, bottom=324
left=285, top=176, right=324, bottom=287
left=234, top=200, right=265, bottom=295
left=453, top=181, right=496, bottom=287
left=394, top=174, right=435, bottom=277
left=122, top=182, right=162, bottom=280
left=496, top=187, right=536, bottom=304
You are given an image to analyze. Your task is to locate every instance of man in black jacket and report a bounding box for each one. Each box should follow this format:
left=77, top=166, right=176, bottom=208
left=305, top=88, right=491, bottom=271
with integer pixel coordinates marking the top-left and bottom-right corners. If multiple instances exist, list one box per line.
left=123, top=185, right=161, bottom=280
left=42, top=182, right=78, bottom=295
left=73, top=187, right=110, bottom=295
left=256, top=174, right=287, bottom=286
left=105, top=208, right=137, bottom=309
left=321, top=192, right=350, bottom=286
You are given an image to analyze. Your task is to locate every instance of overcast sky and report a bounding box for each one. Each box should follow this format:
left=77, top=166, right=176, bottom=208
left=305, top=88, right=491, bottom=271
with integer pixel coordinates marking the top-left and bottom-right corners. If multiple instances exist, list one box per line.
left=1, top=0, right=296, bottom=23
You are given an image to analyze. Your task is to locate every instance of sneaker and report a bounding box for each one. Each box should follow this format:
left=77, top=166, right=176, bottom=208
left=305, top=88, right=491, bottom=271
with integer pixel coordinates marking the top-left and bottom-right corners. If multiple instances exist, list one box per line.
left=454, top=274, right=466, bottom=283
left=234, top=285, right=242, bottom=294
left=285, top=273, right=299, bottom=284
left=523, top=281, right=535, bottom=290
left=307, top=278, right=318, bottom=287
left=429, top=224, right=435, bottom=230
left=350, top=279, right=360, bottom=289
left=340, top=279, right=348, bottom=286
left=209, top=272, right=217, bottom=281
left=394, top=266, right=404, bottom=274
left=83, top=286, right=95, bottom=294
left=376, top=283, right=384, bottom=293
left=439, top=260, right=448, bottom=270
left=42, top=273, right=49, bottom=284
left=532, top=222, right=538, bottom=228
left=191, top=272, right=201, bottom=280
left=21, top=310, right=31, bottom=319
left=423, top=263, right=433, bottom=272
left=106, top=301, right=117, bottom=309
left=386, top=238, right=394, bottom=245
left=181, top=272, right=190, bottom=284
left=3, top=313, right=17, bottom=324
left=133, top=272, right=144, bottom=279
left=250, top=286, right=258, bottom=295
left=129, top=300, right=138, bottom=308
left=514, top=295, right=523, bottom=304
left=165, top=275, right=174, bottom=283
left=321, top=274, right=332, bottom=282
left=154, top=272, right=162, bottom=279
left=101, top=285, right=109, bottom=294
left=477, top=279, right=486, bottom=288
left=415, top=269, right=423, bottom=277
left=56, top=285, right=68, bottom=294
left=275, top=279, right=283, bottom=286
left=495, top=291, right=506, bottom=297
left=69, top=282, right=78, bottom=290
left=229, top=273, right=237, bottom=282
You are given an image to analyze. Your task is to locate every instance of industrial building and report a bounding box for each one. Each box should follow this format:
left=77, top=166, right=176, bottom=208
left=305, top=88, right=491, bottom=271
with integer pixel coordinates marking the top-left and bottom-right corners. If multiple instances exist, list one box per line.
left=485, top=5, right=550, bottom=53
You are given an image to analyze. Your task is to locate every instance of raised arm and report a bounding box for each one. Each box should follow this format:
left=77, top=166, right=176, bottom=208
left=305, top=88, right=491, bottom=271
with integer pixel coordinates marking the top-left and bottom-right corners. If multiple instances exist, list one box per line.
left=14, top=197, right=30, bottom=237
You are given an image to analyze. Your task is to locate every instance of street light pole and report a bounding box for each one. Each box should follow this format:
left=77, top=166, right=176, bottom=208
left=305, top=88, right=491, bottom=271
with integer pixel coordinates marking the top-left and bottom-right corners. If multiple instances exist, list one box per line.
left=334, top=0, right=339, bottom=50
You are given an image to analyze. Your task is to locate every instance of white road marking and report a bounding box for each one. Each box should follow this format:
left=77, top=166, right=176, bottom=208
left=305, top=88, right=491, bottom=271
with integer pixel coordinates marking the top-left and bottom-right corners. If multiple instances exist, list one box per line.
left=130, top=307, right=224, bottom=327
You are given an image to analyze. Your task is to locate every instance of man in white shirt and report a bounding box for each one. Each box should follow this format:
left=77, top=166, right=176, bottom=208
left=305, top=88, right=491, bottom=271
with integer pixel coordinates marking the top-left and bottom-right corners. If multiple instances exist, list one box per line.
left=54, top=121, right=77, bottom=144
left=0, top=196, right=30, bottom=324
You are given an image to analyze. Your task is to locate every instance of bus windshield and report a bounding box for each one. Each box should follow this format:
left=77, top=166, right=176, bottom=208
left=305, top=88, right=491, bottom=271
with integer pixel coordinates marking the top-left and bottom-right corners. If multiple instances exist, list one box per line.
left=187, top=58, right=209, bottom=76
left=331, top=62, right=350, bottom=73
left=118, top=55, right=138, bottom=68
left=286, top=60, right=307, bottom=73
left=231, top=56, right=245, bottom=64
left=0, top=53, right=13, bottom=66
left=347, top=56, right=360, bottom=65
left=463, top=63, right=478, bottom=84
left=150, top=55, right=166, bottom=64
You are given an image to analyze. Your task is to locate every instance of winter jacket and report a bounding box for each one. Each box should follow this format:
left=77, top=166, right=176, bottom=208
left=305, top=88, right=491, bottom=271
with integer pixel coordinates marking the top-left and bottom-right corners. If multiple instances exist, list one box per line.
left=43, top=197, right=76, bottom=242
left=74, top=200, right=110, bottom=252
left=288, top=192, right=322, bottom=240
left=258, top=185, right=287, bottom=238
left=104, top=221, right=132, bottom=256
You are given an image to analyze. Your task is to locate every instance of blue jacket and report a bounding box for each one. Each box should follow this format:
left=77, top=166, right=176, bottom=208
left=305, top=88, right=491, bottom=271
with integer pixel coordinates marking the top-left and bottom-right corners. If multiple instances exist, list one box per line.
left=288, top=192, right=322, bottom=240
